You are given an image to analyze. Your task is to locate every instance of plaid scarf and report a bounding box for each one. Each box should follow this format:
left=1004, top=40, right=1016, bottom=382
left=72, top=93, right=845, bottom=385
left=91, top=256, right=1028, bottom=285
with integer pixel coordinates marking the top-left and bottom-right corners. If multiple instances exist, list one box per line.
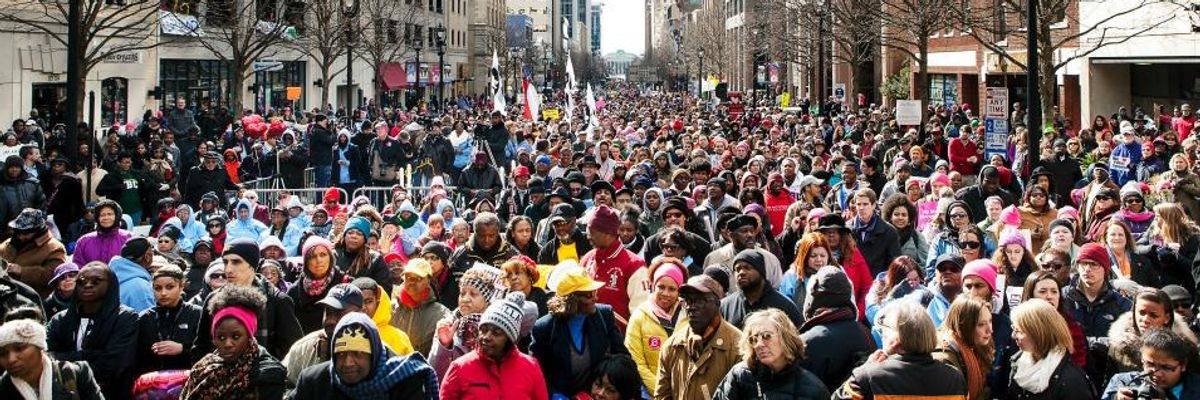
left=180, top=338, right=259, bottom=399
left=333, top=351, right=440, bottom=400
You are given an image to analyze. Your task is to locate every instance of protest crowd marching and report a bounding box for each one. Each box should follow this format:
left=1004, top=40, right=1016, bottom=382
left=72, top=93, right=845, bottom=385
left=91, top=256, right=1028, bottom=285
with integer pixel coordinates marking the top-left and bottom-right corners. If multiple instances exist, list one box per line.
left=0, top=81, right=1199, bottom=400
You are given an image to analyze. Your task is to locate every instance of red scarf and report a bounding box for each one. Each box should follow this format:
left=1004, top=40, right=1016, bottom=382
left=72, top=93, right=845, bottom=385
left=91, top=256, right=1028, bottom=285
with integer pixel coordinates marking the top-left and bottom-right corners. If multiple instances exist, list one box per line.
left=399, top=287, right=430, bottom=309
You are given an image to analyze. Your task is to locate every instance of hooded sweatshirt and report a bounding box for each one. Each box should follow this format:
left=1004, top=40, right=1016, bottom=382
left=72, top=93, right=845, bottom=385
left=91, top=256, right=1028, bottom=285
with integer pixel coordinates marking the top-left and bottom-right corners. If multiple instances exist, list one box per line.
left=326, top=313, right=438, bottom=399
left=227, top=199, right=269, bottom=241
left=72, top=201, right=133, bottom=266
left=164, top=204, right=206, bottom=253
left=373, top=284, right=414, bottom=356
left=108, top=255, right=155, bottom=313
left=45, top=267, right=140, bottom=400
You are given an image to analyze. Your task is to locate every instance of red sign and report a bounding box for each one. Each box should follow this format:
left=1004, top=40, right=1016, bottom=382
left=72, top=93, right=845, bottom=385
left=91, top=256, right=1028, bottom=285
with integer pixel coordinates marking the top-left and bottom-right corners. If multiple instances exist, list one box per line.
left=728, top=91, right=745, bottom=121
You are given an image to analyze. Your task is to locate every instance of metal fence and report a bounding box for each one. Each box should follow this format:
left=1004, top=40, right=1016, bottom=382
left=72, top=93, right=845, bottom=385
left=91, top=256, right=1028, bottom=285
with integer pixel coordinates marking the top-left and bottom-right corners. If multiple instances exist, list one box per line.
left=351, top=185, right=461, bottom=213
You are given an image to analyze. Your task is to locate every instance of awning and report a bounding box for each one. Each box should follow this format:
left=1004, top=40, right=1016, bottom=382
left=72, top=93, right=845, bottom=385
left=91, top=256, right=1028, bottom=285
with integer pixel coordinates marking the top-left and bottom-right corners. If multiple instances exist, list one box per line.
left=1091, top=57, right=1200, bottom=65
left=379, top=62, right=405, bottom=91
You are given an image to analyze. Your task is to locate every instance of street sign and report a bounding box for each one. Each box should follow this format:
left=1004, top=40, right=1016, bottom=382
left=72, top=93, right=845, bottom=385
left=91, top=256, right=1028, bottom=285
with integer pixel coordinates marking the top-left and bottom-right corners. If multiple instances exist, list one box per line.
left=895, top=100, right=922, bottom=126
left=833, top=83, right=846, bottom=100
left=252, top=60, right=284, bottom=72
left=984, top=117, right=1009, bottom=160
left=286, top=86, right=302, bottom=101
left=985, top=87, right=1009, bottom=118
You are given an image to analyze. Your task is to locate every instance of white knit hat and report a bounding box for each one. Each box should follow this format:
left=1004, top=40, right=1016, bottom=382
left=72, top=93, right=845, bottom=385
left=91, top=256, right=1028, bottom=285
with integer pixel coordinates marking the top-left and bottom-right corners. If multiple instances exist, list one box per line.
left=480, top=291, right=526, bottom=342
left=0, top=319, right=47, bottom=350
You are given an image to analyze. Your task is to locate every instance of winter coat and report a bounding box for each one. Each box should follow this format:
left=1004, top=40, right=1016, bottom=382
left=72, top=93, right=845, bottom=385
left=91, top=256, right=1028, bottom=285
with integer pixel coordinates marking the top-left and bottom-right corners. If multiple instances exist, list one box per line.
left=654, top=319, right=743, bottom=400
left=440, top=346, right=549, bottom=400
left=581, top=243, right=649, bottom=328
left=392, top=293, right=452, bottom=356
left=625, top=300, right=689, bottom=392
left=191, top=276, right=304, bottom=360
left=0, top=269, right=42, bottom=325
left=0, top=168, right=45, bottom=235
left=333, top=246, right=393, bottom=295
left=227, top=200, right=270, bottom=241
left=1005, top=351, right=1093, bottom=400
left=1137, top=232, right=1200, bottom=294
left=530, top=305, right=629, bottom=396
left=183, top=165, right=235, bottom=209
left=1018, top=205, right=1058, bottom=253
left=293, top=358, right=434, bottom=400
left=163, top=212, right=207, bottom=253
left=43, top=173, right=85, bottom=232
left=948, top=137, right=980, bottom=176
left=536, top=229, right=592, bottom=265
left=956, top=181, right=1017, bottom=224
left=848, top=215, right=903, bottom=277
left=1159, top=169, right=1200, bottom=218
left=72, top=228, right=132, bottom=266
left=1107, top=312, right=1199, bottom=372
left=1038, top=156, right=1084, bottom=206
left=366, top=136, right=407, bottom=183
left=109, top=256, right=155, bottom=313
left=286, top=268, right=348, bottom=333
left=831, top=353, right=966, bottom=400
left=1103, top=370, right=1200, bottom=400
left=418, top=132, right=454, bottom=175
left=0, top=230, right=66, bottom=297
left=0, top=359, right=104, bottom=400
left=46, top=267, right=140, bottom=400
left=308, top=124, right=336, bottom=166
left=459, top=164, right=503, bottom=199
left=713, top=362, right=831, bottom=400
left=1064, top=284, right=1132, bottom=339
left=799, top=307, right=875, bottom=390
left=135, top=301, right=203, bottom=374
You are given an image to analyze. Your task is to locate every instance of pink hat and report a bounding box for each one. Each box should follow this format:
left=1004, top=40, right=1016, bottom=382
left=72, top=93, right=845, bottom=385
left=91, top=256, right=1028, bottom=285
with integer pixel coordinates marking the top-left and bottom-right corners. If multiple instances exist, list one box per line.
left=808, top=208, right=828, bottom=221
left=1057, top=206, right=1080, bottom=221
left=302, top=236, right=334, bottom=258
left=999, top=205, right=1022, bottom=227
left=962, top=259, right=998, bottom=293
left=999, top=228, right=1027, bottom=249
left=930, top=172, right=951, bottom=188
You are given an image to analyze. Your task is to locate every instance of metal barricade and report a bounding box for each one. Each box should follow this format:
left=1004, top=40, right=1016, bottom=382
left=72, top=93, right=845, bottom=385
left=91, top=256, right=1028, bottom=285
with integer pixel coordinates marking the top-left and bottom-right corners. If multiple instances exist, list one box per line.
left=254, top=187, right=348, bottom=210
left=352, top=185, right=460, bottom=213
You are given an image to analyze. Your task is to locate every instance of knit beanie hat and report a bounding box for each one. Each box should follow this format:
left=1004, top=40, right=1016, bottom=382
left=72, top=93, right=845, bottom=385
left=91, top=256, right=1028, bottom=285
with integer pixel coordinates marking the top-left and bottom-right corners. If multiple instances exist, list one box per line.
left=422, top=241, right=453, bottom=264
left=345, top=216, right=373, bottom=237
left=205, top=261, right=225, bottom=285
left=1077, top=243, right=1111, bottom=267
left=158, top=224, right=182, bottom=242
left=590, top=205, right=620, bottom=236
left=930, top=172, right=951, bottom=188
left=999, top=228, right=1027, bottom=249
left=120, top=237, right=153, bottom=260
left=460, top=265, right=502, bottom=303
left=999, top=205, right=1022, bottom=227
left=480, top=291, right=526, bottom=342
left=0, top=319, right=47, bottom=350
left=962, top=259, right=999, bottom=293
left=302, top=235, right=334, bottom=258
left=733, top=249, right=767, bottom=281
left=1049, top=218, right=1075, bottom=234
left=1057, top=206, right=1080, bottom=221
left=805, top=266, right=854, bottom=316
left=223, top=238, right=261, bottom=269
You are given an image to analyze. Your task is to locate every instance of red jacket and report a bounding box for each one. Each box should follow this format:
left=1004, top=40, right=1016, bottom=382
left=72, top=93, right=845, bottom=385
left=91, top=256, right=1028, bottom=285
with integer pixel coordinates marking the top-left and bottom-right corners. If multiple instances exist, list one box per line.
left=841, top=248, right=874, bottom=322
left=581, top=242, right=649, bottom=330
left=765, top=190, right=795, bottom=237
left=948, top=137, right=979, bottom=176
left=440, top=347, right=548, bottom=400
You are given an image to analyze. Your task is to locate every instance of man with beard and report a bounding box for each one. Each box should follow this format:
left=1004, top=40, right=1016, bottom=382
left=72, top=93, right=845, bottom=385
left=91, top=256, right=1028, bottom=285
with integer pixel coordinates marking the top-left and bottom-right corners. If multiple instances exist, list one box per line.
left=954, top=165, right=1015, bottom=223
left=703, top=215, right=782, bottom=290
left=764, top=172, right=795, bottom=237
left=448, top=212, right=518, bottom=272
left=282, top=283, right=362, bottom=387
left=580, top=205, right=648, bottom=329
left=720, top=249, right=804, bottom=329
left=0, top=208, right=66, bottom=297
left=42, top=156, right=84, bottom=231
left=654, top=274, right=742, bottom=400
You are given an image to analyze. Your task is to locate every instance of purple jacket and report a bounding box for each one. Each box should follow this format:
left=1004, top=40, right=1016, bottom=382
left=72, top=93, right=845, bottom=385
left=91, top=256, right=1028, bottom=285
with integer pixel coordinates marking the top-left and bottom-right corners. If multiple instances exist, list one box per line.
left=72, top=229, right=132, bottom=266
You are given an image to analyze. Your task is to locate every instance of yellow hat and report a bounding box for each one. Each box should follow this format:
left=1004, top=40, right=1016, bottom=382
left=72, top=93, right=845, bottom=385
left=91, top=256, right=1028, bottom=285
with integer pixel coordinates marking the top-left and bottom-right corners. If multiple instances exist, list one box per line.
left=403, top=259, right=432, bottom=279
left=333, top=326, right=372, bottom=355
left=555, top=268, right=604, bottom=296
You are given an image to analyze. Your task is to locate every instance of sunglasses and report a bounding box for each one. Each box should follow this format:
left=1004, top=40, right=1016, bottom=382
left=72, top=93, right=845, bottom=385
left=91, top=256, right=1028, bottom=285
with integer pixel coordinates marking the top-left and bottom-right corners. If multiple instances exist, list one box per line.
left=209, top=273, right=226, bottom=279
left=1124, top=198, right=1143, bottom=204
left=937, top=265, right=963, bottom=273
left=747, top=331, right=777, bottom=345
left=959, top=241, right=982, bottom=250
left=660, top=243, right=682, bottom=251
left=1039, top=261, right=1066, bottom=270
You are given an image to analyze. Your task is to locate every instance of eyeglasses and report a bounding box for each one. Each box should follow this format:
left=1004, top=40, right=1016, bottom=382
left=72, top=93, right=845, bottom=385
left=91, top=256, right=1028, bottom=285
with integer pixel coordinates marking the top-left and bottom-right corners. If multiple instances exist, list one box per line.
left=959, top=241, right=982, bottom=250
left=1144, top=360, right=1181, bottom=374
left=660, top=243, right=682, bottom=251
left=1039, top=261, right=1066, bottom=270
left=747, top=331, right=777, bottom=345
left=949, top=213, right=969, bottom=220
left=209, top=273, right=226, bottom=279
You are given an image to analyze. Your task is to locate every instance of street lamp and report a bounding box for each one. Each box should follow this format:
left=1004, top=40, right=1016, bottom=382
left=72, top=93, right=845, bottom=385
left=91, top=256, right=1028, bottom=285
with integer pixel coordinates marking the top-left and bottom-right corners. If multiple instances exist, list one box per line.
left=342, top=0, right=358, bottom=114
left=751, top=27, right=760, bottom=108
left=698, top=47, right=705, bottom=100
left=414, top=31, right=423, bottom=105
left=435, top=23, right=446, bottom=112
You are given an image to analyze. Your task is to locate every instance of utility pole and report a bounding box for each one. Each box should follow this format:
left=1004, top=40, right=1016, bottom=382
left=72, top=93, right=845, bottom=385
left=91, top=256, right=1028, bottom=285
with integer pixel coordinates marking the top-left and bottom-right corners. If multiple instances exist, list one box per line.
left=66, top=0, right=83, bottom=160
left=1027, top=0, right=1042, bottom=164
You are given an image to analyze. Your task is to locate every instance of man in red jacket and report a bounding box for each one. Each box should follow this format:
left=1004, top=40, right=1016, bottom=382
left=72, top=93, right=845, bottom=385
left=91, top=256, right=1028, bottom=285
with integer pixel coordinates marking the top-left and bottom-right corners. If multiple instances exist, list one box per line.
left=764, top=172, right=795, bottom=237
left=580, top=205, right=649, bottom=329
left=948, top=127, right=981, bottom=183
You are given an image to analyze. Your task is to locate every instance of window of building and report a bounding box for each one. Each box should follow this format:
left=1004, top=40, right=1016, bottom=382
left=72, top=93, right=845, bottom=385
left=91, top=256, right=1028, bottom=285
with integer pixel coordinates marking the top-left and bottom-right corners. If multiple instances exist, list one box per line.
left=254, top=61, right=307, bottom=111
left=161, top=0, right=198, bottom=15
left=206, top=0, right=235, bottom=27
left=101, top=77, right=129, bottom=125
left=159, top=59, right=234, bottom=109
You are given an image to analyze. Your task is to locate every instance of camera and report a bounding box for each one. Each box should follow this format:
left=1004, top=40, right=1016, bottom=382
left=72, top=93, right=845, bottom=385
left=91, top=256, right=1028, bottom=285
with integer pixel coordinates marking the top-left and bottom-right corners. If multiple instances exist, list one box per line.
left=1128, top=371, right=1165, bottom=400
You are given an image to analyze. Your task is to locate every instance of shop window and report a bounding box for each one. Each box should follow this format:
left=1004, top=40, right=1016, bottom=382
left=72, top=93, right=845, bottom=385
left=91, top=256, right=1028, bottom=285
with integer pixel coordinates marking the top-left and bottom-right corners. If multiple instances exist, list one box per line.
left=101, top=77, right=129, bottom=126
left=161, top=0, right=198, bottom=14
left=159, top=59, right=233, bottom=110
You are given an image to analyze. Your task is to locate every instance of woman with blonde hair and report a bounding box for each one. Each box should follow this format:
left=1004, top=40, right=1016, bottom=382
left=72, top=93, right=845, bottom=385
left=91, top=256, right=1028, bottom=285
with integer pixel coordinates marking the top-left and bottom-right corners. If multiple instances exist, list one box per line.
left=934, top=296, right=995, bottom=400
left=1138, top=202, right=1200, bottom=289
left=1007, top=299, right=1092, bottom=399
left=713, top=308, right=830, bottom=399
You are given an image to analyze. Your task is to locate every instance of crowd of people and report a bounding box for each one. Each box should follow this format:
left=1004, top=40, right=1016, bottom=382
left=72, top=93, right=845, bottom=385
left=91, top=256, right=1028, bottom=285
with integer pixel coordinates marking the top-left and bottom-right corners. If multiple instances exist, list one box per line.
left=0, top=85, right=1199, bottom=400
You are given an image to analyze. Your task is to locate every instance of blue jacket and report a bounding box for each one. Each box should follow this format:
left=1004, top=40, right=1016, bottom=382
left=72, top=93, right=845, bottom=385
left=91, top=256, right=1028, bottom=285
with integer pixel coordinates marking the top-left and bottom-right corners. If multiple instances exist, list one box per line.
left=268, top=222, right=305, bottom=257
left=164, top=210, right=206, bottom=253
left=108, top=256, right=155, bottom=313
left=228, top=199, right=269, bottom=242
left=1109, top=142, right=1142, bottom=187
left=1104, top=370, right=1200, bottom=400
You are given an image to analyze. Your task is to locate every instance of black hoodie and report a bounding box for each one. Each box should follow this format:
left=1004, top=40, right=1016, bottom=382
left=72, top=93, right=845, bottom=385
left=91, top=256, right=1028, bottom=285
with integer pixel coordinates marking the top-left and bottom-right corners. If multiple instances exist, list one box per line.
left=46, top=266, right=140, bottom=400
left=0, top=155, right=45, bottom=237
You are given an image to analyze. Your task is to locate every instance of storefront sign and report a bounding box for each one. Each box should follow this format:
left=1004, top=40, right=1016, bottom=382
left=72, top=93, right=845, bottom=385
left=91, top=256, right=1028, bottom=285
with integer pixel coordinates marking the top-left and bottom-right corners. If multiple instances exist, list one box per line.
left=286, top=86, right=302, bottom=101
left=102, top=51, right=142, bottom=64
left=253, top=60, right=284, bottom=72
left=895, top=100, right=922, bottom=126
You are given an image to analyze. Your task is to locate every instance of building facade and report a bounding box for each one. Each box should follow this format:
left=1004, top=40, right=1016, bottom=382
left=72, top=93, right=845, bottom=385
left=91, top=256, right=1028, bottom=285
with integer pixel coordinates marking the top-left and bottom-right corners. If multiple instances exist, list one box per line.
left=604, top=50, right=640, bottom=79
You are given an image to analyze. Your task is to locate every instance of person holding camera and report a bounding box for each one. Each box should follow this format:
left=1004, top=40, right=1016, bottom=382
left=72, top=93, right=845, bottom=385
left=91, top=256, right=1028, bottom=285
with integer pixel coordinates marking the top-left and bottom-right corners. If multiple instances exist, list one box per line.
left=1103, top=329, right=1200, bottom=400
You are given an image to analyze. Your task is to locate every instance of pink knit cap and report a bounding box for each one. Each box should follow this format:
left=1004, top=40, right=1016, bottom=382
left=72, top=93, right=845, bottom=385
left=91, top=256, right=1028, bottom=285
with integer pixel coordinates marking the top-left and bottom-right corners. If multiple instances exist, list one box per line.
left=1057, top=206, right=1080, bottom=221
left=930, top=172, right=951, bottom=188
left=999, top=228, right=1027, bottom=249
left=302, top=235, right=334, bottom=258
left=999, top=205, right=1022, bottom=227
left=962, top=259, right=999, bottom=293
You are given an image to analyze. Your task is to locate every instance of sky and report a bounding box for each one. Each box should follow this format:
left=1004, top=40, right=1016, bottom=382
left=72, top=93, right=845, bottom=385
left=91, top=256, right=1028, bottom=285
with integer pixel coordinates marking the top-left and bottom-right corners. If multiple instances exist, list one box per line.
left=600, top=1, right=646, bottom=56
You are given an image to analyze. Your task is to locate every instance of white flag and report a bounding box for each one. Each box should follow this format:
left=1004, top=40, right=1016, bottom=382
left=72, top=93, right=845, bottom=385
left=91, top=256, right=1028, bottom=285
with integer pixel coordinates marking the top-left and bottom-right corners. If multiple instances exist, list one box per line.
left=490, top=49, right=506, bottom=115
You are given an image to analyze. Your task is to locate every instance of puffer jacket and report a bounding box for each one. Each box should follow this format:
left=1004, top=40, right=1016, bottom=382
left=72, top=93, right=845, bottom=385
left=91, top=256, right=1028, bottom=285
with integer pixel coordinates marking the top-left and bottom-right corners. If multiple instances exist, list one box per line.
left=440, top=346, right=548, bottom=399
left=625, top=300, right=689, bottom=392
left=372, top=284, right=413, bottom=356
left=1107, top=311, right=1199, bottom=372
left=713, top=362, right=831, bottom=400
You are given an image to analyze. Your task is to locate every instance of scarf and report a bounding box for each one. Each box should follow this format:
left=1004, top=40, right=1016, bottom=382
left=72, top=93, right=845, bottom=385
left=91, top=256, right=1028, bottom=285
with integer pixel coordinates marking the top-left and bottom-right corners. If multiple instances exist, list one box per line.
left=180, top=338, right=260, bottom=399
left=799, top=307, right=856, bottom=332
left=951, top=335, right=988, bottom=400
left=1012, top=348, right=1066, bottom=394
left=304, top=273, right=331, bottom=297
left=1108, top=246, right=1131, bottom=279
left=397, top=212, right=419, bottom=229
left=333, top=352, right=439, bottom=400
left=399, top=287, right=429, bottom=309
left=11, top=354, right=52, bottom=400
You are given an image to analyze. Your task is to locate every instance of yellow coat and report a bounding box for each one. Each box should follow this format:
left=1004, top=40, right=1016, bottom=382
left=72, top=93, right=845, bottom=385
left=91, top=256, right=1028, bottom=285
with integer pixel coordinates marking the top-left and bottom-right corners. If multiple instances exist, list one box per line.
left=374, top=285, right=414, bottom=356
left=625, top=301, right=688, bottom=393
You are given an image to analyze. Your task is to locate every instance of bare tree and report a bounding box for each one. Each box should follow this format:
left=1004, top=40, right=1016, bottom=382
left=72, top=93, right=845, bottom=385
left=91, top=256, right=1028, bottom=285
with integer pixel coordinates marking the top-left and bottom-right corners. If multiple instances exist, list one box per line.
left=0, top=0, right=160, bottom=120
left=679, top=2, right=727, bottom=84
left=289, top=0, right=350, bottom=109
left=163, top=0, right=297, bottom=113
left=869, top=0, right=957, bottom=106
left=356, top=0, right=424, bottom=105
left=961, top=0, right=1180, bottom=127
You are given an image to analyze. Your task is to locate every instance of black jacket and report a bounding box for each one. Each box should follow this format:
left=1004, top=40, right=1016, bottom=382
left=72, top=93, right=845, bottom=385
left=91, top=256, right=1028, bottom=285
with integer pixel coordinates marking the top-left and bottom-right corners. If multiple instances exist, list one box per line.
left=0, top=269, right=42, bottom=321
left=366, top=136, right=407, bottom=183
left=832, top=353, right=966, bottom=400
left=184, top=165, right=236, bottom=208
left=418, top=132, right=455, bottom=175
left=459, top=164, right=503, bottom=200
left=536, top=229, right=593, bottom=265
left=287, top=269, right=348, bottom=333
left=641, top=229, right=713, bottom=276
left=799, top=308, right=875, bottom=391
left=0, top=166, right=45, bottom=235
left=848, top=215, right=902, bottom=276
left=955, top=183, right=1016, bottom=223
left=42, top=173, right=84, bottom=233
left=334, top=247, right=393, bottom=296
left=1038, top=155, right=1084, bottom=207
left=1006, top=351, right=1094, bottom=400
left=308, top=123, right=336, bottom=166
left=136, top=301, right=203, bottom=374
left=714, top=362, right=831, bottom=400
left=0, top=359, right=104, bottom=400
left=477, top=121, right=510, bottom=166
left=46, top=267, right=140, bottom=400
left=293, top=360, right=434, bottom=400
left=721, top=288, right=805, bottom=330
left=530, top=305, right=630, bottom=395
left=191, top=276, right=304, bottom=360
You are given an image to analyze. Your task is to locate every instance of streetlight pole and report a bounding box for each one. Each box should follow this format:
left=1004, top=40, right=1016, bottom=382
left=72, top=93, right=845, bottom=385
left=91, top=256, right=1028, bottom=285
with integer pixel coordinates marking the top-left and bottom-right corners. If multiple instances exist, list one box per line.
left=342, top=0, right=358, bottom=115
left=1026, top=0, right=1043, bottom=163
left=436, top=23, right=446, bottom=112
left=66, top=0, right=82, bottom=161
left=414, top=40, right=423, bottom=105
left=698, top=48, right=705, bottom=100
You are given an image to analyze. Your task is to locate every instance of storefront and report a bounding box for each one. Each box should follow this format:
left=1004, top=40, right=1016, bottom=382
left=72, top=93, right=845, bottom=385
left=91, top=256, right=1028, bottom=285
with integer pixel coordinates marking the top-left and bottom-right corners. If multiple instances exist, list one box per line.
left=253, top=61, right=306, bottom=112
left=159, top=59, right=233, bottom=109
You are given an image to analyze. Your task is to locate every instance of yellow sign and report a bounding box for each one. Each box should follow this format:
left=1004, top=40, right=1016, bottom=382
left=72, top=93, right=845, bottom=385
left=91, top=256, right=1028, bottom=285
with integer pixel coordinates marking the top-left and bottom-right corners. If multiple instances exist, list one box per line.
left=780, top=92, right=791, bottom=108
left=542, top=109, right=560, bottom=120
left=286, top=86, right=302, bottom=101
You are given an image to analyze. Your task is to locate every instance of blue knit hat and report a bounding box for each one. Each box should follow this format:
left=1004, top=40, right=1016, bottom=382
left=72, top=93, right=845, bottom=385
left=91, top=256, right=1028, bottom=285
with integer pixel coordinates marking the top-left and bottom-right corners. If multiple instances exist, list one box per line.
left=345, top=216, right=373, bottom=237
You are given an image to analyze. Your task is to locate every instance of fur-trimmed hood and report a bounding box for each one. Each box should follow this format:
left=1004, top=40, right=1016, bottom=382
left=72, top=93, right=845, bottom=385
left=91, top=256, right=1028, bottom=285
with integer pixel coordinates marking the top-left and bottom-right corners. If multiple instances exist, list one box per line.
left=1108, top=311, right=1198, bottom=369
